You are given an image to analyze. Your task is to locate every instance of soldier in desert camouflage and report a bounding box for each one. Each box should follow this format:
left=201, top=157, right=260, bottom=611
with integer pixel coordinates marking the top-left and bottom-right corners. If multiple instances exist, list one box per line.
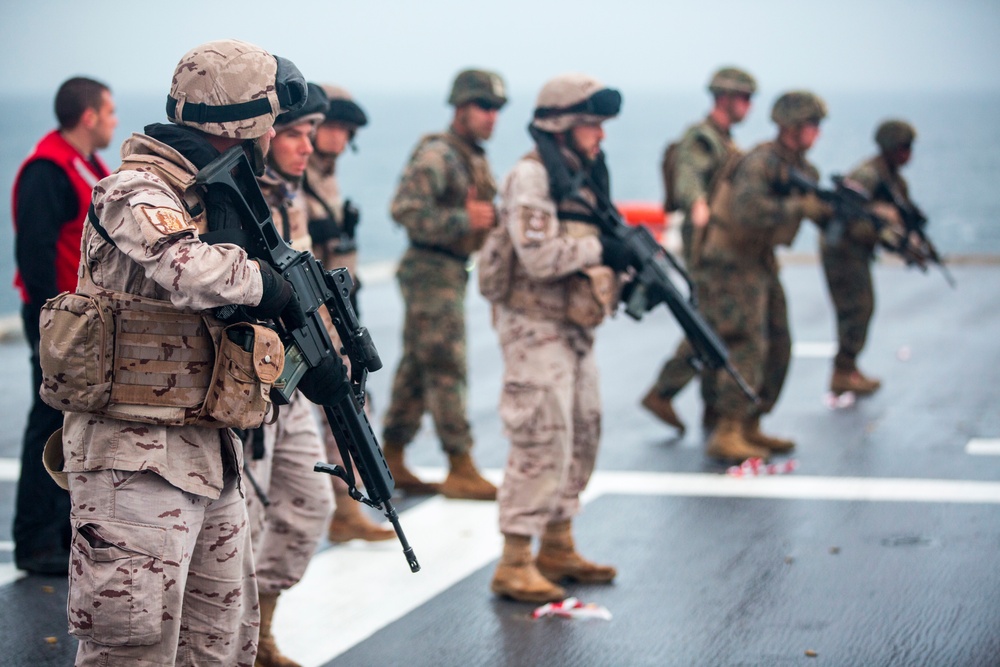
left=300, top=85, right=396, bottom=545
left=248, top=82, right=336, bottom=667
left=482, top=73, right=626, bottom=603
left=37, top=39, right=309, bottom=665
left=382, top=69, right=507, bottom=501
left=696, top=91, right=834, bottom=463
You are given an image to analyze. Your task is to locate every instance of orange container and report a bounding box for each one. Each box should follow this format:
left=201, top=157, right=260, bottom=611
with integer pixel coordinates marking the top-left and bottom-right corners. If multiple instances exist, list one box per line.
left=616, top=201, right=668, bottom=245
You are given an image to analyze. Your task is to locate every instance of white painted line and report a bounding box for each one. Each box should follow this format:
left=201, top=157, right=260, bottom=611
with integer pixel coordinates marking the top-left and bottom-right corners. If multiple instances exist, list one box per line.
left=0, top=458, right=20, bottom=483
left=0, top=564, right=21, bottom=588
left=793, top=341, right=836, bottom=358
left=966, top=438, right=1000, bottom=456
left=275, top=466, right=1000, bottom=666
left=0, top=541, right=12, bottom=551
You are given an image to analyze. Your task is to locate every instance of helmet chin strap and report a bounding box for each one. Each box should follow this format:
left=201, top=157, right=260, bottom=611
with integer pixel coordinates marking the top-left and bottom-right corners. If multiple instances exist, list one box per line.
left=244, top=138, right=267, bottom=177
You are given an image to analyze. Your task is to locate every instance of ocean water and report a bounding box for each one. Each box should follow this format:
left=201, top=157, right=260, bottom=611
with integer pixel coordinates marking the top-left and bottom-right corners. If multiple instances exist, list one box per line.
left=2, top=89, right=998, bottom=316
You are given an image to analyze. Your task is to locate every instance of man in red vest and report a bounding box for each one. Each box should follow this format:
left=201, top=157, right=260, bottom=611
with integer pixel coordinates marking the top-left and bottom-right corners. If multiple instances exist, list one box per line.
left=11, top=76, right=116, bottom=575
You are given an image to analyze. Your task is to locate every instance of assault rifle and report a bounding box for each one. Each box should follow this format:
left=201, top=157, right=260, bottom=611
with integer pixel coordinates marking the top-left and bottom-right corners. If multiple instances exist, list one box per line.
left=196, top=146, right=419, bottom=573
left=787, top=168, right=955, bottom=287
left=529, top=126, right=759, bottom=403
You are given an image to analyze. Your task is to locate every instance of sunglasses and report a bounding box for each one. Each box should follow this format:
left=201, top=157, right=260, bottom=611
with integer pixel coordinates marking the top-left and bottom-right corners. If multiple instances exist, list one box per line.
left=471, top=99, right=502, bottom=112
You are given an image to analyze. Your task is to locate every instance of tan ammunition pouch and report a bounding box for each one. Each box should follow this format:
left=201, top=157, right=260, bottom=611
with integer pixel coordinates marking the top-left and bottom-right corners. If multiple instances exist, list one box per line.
left=39, top=289, right=284, bottom=429
left=477, top=224, right=515, bottom=304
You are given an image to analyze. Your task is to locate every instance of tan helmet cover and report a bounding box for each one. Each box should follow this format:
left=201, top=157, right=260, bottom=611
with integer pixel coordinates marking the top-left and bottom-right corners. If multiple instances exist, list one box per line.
left=531, top=73, right=621, bottom=133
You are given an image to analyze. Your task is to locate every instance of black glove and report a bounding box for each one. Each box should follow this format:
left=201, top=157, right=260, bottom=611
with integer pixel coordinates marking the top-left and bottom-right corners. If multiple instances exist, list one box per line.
left=308, top=217, right=340, bottom=245
left=247, top=262, right=293, bottom=320
left=600, top=235, right=639, bottom=272
left=297, top=354, right=349, bottom=406
left=342, top=200, right=360, bottom=239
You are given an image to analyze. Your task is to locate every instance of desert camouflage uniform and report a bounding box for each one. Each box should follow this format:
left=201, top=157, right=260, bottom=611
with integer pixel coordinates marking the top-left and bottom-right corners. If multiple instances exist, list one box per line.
left=697, top=140, right=818, bottom=419
left=61, top=133, right=262, bottom=665
left=821, top=155, right=908, bottom=372
left=494, top=153, right=613, bottom=537
left=382, top=129, right=496, bottom=455
left=304, top=153, right=358, bottom=278
left=651, top=117, right=738, bottom=400
left=246, top=172, right=334, bottom=596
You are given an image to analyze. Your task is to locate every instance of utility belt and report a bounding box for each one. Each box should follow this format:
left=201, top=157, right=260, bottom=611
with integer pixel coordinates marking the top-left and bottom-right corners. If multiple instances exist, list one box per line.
left=38, top=289, right=284, bottom=429
left=409, top=240, right=471, bottom=264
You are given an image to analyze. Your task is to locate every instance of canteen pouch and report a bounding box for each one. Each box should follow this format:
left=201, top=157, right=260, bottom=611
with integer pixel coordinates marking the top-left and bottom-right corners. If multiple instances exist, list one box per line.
left=200, top=323, right=285, bottom=429
left=566, top=265, right=617, bottom=328
left=38, top=292, right=114, bottom=413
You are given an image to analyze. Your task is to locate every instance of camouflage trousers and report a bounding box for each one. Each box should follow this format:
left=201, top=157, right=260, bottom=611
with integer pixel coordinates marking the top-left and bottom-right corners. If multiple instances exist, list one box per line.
left=382, top=257, right=473, bottom=455
left=695, top=260, right=791, bottom=419
left=247, top=392, right=333, bottom=595
left=821, top=241, right=875, bottom=371
left=67, top=467, right=257, bottom=666
left=494, top=308, right=601, bottom=537
left=651, top=337, right=700, bottom=398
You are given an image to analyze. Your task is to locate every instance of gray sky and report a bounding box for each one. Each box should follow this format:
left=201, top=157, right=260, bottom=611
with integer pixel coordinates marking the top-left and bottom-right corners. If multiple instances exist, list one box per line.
left=2, top=0, right=999, bottom=96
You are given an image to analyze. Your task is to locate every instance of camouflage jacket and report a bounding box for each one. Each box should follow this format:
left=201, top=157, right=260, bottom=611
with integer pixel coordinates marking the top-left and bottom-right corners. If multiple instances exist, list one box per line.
left=673, top=116, right=737, bottom=211
left=259, top=168, right=312, bottom=253
left=61, top=133, right=264, bottom=499
left=390, top=128, right=496, bottom=260
left=303, top=154, right=358, bottom=274
left=703, top=140, right=819, bottom=269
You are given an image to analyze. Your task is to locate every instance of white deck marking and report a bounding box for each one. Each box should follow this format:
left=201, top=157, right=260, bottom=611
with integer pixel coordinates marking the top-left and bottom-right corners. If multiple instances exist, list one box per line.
left=792, top=341, right=836, bottom=358
left=276, top=466, right=1000, bottom=666
left=966, top=438, right=1000, bottom=455
left=0, top=458, right=20, bottom=482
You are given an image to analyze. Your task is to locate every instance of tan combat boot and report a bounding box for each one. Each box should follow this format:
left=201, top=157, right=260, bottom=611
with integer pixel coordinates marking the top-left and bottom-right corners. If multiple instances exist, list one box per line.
left=536, top=520, right=617, bottom=584
left=491, top=534, right=566, bottom=603
left=256, top=592, right=301, bottom=667
left=328, top=498, right=395, bottom=544
left=383, top=442, right=439, bottom=495
left=705, top=417, right=770, bottom=463
left=641, top=386, right=686, bottom=434
left=743, top=417, right=795, bottom=453
left=830, top=368, right=882, bottom=396
left=437, top=452, right=497, bottom=501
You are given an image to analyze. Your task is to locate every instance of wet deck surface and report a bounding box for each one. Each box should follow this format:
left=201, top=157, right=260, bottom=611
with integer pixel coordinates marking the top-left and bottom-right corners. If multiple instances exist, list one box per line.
left=1, top=257, right=998, bottom=666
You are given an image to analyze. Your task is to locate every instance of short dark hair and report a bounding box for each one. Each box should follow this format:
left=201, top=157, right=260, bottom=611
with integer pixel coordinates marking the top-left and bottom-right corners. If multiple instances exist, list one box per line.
left=54, top=77, right=110, bottom=130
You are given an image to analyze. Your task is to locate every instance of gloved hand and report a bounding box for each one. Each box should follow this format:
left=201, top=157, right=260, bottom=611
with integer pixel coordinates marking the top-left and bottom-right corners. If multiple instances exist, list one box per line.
left=796, top=193, right=834, bottom=223
left=342, top=199, right=360, bottom=239
left=847, top=219, right=879, bottom=246
left=297, top=354, right=348, bottom=406
left=247, top=262, right=294, bottom=320
left=600, top=235, right=639, bottom=272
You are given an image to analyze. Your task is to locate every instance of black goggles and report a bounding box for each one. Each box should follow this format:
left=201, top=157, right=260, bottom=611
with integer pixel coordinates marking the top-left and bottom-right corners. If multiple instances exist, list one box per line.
left=533, top=87, right=622, bottom=120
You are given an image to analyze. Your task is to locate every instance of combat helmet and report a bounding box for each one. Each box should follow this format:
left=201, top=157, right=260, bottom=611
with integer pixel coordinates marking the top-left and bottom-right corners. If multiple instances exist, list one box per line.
left=320, top=84, right=369, bottom=128
left=875, top=119, right=916, bottom=152
left=531, top=73, right=622, bottom=134
left=166, top=39, right=306, bottom=139
left=448, top=69, right=508, bottom=109
left=771, top=91, right=827, bottom=127
left=273, top=82, right=329, bottom=133
left=708, top=67, right=757, bottom=97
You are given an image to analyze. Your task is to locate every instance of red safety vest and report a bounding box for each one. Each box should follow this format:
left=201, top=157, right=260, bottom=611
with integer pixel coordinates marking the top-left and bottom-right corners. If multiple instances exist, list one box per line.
left=11, top=130, right=110, bottom=303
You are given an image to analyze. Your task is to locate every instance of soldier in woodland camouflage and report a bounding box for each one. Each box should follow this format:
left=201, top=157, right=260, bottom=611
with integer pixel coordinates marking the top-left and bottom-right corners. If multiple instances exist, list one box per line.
left=39, top=40, right=309, bottom=665
left=249, top=83, right=335, bottom=667
left=382, top=69, right=507, bottom=500
left=485, top=73, right=625, bottom=603
left=302, top=85, right=394, bottom=544
left=821, top=119, right=918, bottom=396
left=696, top=91, right=833, bottom=463
left=641, top=67, right=756, bottom=435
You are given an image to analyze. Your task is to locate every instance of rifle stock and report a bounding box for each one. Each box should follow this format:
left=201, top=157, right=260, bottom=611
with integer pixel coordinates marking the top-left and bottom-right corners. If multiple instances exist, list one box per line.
left=195, top=146, right=419, bottom=573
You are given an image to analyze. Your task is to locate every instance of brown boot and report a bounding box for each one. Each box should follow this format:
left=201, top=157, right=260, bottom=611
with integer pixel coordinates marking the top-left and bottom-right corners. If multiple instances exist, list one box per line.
left=383, top=443, right=439, bottom=495
left=536, top=520, right=616, bottom=584
left=256, top=592, right=301, bottom=667
left=641, top=386, right=686, bottom=434
left=491, top=534, right=566, bottom=603
left=705, top=417, right=770, bottom=463
left=438, top=452, right=497, bottom=500
left=328, top=501, right=396, bottom=544
left=743, top=418, right=795, bottom=453
left=830, top=368, right=882, bottom=396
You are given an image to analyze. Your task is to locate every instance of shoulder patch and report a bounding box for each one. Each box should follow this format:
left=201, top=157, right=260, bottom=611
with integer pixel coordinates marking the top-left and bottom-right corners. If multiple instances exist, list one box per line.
left=518, top=206, right=553, bottom=243
left=135, top=205, right=195, bottom=237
